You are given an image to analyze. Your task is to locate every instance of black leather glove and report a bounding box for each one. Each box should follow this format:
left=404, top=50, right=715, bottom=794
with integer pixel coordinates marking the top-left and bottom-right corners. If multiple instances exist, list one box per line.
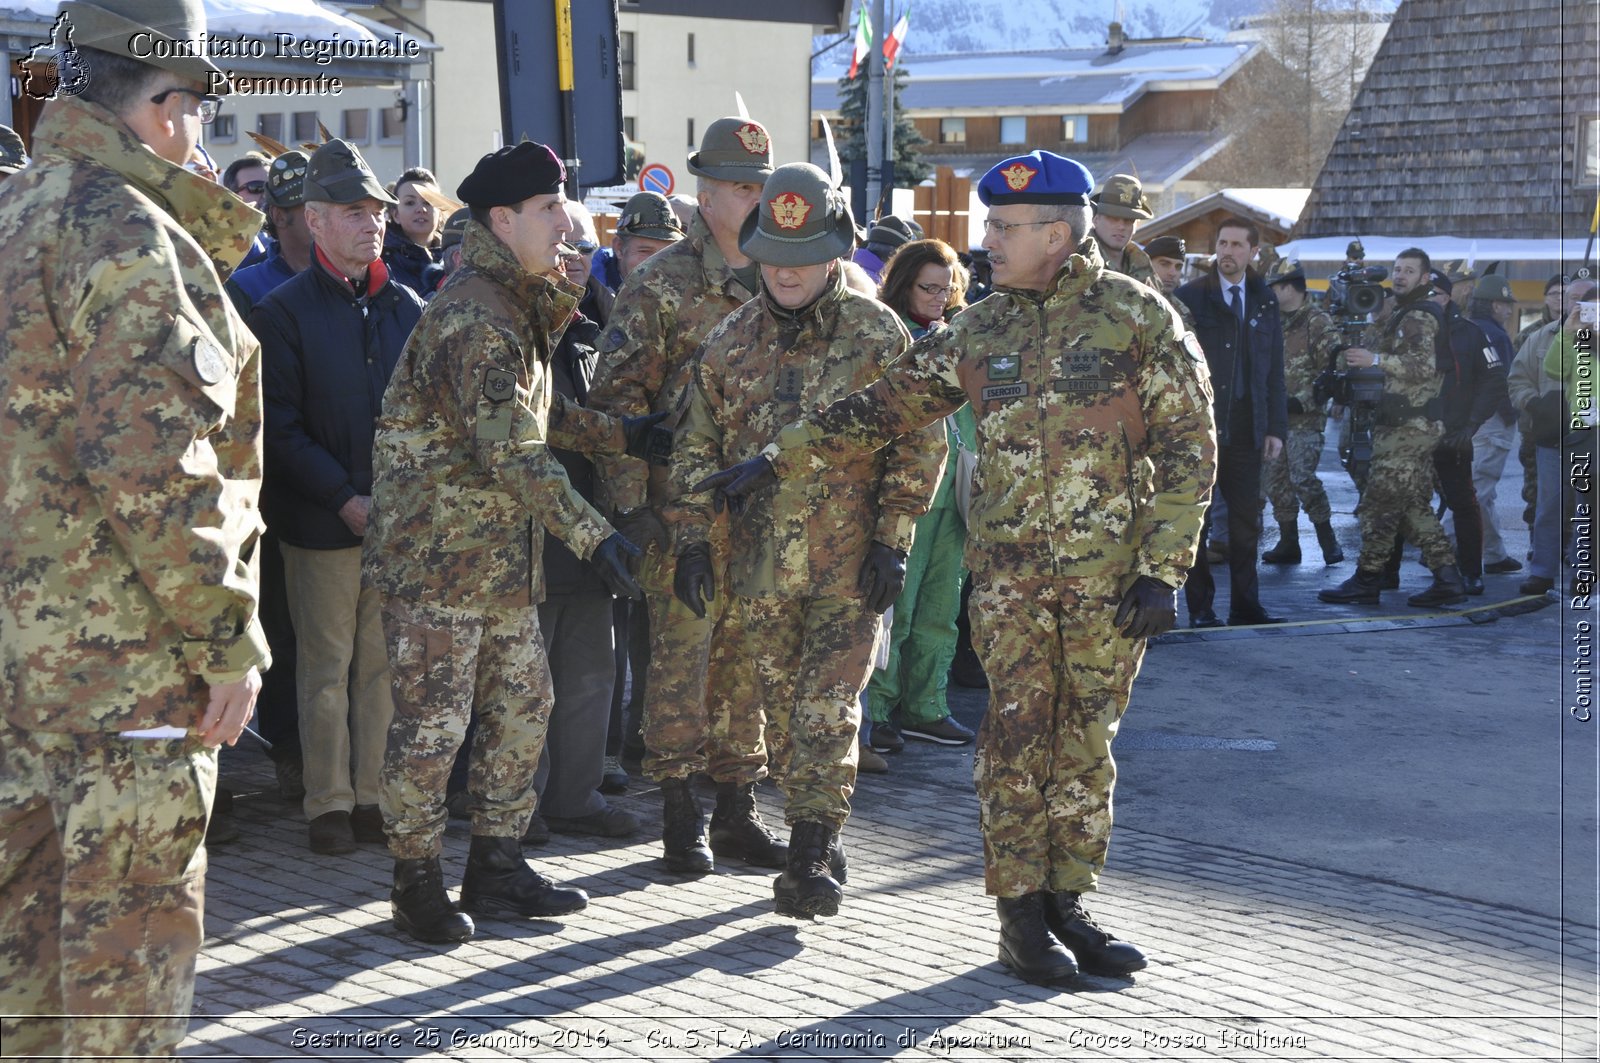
left=693, top=456, right=777, bottom=516
left=1113, top=576, right=1177, bottom=639
left=673, top=541, right=716, bottom=619
left=1286, top=395, right=1306, bottom=415
left=622, top=410, right=672, bottom=465
left=614, top=506, right=668, bottom=556
left=1438, top=426, right=1475, bottom=454
left=856, top=541, right=908, bottom=615
left=591, top=533, right=644, bottom=600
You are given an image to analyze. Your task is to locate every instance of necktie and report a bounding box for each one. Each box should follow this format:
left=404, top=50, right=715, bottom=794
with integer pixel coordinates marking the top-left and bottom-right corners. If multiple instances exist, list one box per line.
left=1229, top=284, right=1245, bottom=322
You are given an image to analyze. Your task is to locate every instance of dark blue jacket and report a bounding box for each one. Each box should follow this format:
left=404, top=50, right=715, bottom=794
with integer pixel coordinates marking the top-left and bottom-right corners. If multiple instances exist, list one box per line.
left=1175, top=270, right=1288, bottom=448
left=1439, top=303, right=1510, bottom=433
left=251, top=253, right=424, bottom=550
left=382, top=226, right=443, bottom=299
left=542, top=315, right=608, bottom=598
left=1467, top=313, right=1517, bottom=423
left=226, top=245, right=298, bottom=318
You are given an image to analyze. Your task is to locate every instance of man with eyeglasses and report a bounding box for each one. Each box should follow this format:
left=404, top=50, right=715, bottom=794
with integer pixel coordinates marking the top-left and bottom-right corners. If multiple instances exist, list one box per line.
left=696, top=150, right=1215, bottom=987
left=0, top=0, right=268, bottom=1057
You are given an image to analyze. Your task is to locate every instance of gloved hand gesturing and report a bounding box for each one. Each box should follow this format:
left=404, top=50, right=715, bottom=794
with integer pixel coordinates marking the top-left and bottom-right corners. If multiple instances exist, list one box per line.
left=614, top=506, right=669, bottom=556
left=622, top=410, right=672, bottom=465
left=592, top=533, right=644, bottom=600
left=673, top=541, right=716, bottom=619
left=693, top=456, right=777, bottom=516
left=1113, top=575, right=1177, bottom=639
left=857, top=540, right=908, bottom=614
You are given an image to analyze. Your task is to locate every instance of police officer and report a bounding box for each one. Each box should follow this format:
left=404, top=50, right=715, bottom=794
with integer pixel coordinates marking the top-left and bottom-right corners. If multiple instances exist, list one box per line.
left=1083, top=173, right=1156, bottom=286
left=697, top=151, right=1216, bottom=986
left=364, top=142, right=658, bottom=945
left=0, top=0, right=266, bottom=1054
left=587, top=117, right=786, bottom=876
left=670, top=163, right=945, bottom=919
left=1320, top=248, right=1468, bottom=607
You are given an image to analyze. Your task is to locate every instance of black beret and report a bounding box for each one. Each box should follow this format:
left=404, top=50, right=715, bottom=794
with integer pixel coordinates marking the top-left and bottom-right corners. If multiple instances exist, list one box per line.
left=1143, top=235, right=1186, bottom=260
left=456, top=141, right=565, bottom=209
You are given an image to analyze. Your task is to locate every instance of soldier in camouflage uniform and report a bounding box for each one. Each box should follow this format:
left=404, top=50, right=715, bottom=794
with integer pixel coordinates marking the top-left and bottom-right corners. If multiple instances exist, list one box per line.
left=0, top=3, right=269, bottom=1056
left=1260, top=258, right=1345, bottom=566
left=670, top=163, right=946, bottom=919
left=698, top=151, right=1215, bottom=985
left=1320, top=249, right=1467, bottom=607
left=1083, top=173, right=1157, bottom=287
left=587, top=117, right=787, bottom=875
left=364, top=142, right=658, bottom=946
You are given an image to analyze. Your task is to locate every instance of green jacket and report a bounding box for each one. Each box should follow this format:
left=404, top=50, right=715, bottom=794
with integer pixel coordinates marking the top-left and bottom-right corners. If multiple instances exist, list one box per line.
left=1543, top=327, right=1597, bottom=429
left=1282, top=301, right=1339, bottom=428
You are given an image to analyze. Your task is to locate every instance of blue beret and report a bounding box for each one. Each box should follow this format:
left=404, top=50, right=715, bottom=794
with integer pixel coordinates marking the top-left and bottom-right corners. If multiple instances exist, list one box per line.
left=457, top=141, right=565, bottom=209
left=977, top=151, right=1094, bottom=208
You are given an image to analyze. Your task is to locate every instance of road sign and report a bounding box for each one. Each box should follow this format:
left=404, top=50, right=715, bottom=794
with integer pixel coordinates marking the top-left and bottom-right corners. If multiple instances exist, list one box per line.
left=639, top=163, right=674, bottom=196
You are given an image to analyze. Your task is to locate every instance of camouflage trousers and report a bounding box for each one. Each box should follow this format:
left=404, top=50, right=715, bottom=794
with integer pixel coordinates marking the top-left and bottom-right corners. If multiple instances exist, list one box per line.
left=723, top=594, right=880, bottom=829
left=1356, top=423, right=1457, bottom=573
left=1262, top=422, right=1334, bottom=524
left=969, top=567, right=1144, bottom=897
left=0, top=720, right=213, bottom=1059
left=638, top=539, right=766, bottom=785
left=379, top=595, right=552, bottom=859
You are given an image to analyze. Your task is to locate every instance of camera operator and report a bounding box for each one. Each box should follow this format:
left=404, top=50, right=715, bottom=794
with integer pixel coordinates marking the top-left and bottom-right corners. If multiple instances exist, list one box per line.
left=1320, top=248, right=1468, bottom=607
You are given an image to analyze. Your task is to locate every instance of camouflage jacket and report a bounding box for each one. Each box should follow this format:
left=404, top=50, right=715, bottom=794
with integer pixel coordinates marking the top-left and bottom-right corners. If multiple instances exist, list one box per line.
left=1282, top=302, right=1339, bottom=427
left=1363, top=291, right=1445, bottom=427
left=364, top=222, right=626, bottom=610
left=588, top=213, right=757, bottom=517
left=671, top=270, right=946, bottom=599
left=0, top=98, right=270, bottom=732
left=1083, top=230, right=1156, bottom=288
left=769, top=241, right=1216, bottom=590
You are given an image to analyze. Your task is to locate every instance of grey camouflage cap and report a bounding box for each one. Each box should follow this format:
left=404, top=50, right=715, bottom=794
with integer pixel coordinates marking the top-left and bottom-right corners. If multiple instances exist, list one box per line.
left=687, top=117, right=774, bottom=182
left=739, top=163, right=854, bottom=268
left=617, top=190, right=685, bottom=242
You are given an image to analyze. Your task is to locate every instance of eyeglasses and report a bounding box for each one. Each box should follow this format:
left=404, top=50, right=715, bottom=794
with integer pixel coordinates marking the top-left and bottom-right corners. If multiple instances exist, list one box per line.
left=150, top=87, right=223, bottom=125
left=982, top=218, right=1057, bottom=237
left=915, top=282, right=954, bottom=298
left=237, top=180, right=267, bottom=195
left=573, top=241, right=598, bottom=255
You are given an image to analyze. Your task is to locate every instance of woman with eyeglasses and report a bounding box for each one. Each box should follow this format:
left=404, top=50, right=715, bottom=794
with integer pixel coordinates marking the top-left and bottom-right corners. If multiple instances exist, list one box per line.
left=862, top=239, right=982, bottom=758
left=382, top=166, right=445, bottom=297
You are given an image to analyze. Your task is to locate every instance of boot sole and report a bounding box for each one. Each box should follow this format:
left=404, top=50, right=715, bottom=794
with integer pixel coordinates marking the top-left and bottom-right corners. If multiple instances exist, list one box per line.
left=710, top=839, right=788, bottom=869
left=459, top=894, right=588, bottom=919
left=662, top=853, right=715, bottom=874
left=773, top=882, right=842, bottom=920
left=392, top=910, right=475, bottom=944
left=1075, top=954, right=1149, bottom=977
left=997, top=941, right=1079, bottom=986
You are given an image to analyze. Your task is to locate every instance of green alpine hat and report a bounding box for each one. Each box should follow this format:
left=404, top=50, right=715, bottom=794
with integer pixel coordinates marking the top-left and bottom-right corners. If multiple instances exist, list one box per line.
left=58, top=0, right=223, bottom=85
left=1475, top=273, right=1515, bottom=303
left=1266, top=257, right=1305, bottom=285
left=303, top=139, right=395, bottom=206
left=1090, top=173, right=1153, bottom=220
left=616, top=191, right=685, bottom=242
left=687, top=117, right=774, bottom=183
left=739, top=163, right=854, bottom=268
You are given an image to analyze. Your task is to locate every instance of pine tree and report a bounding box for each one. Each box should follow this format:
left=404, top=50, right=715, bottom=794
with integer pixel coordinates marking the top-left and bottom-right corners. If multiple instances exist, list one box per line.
left=834, top=63, right=930, bottom=188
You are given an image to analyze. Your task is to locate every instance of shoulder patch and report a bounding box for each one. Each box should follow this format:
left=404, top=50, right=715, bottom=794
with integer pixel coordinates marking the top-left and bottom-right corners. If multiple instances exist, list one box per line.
left=193, top=337, right=230, bottom=385
left=1181, top=333, right=1205, bottom=362
left=482, top=367, right=517, bottom=403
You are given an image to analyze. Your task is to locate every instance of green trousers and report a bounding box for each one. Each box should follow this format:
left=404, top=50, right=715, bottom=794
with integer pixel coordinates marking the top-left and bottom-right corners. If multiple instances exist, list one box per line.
left=865, top=502, right=967, bottom=726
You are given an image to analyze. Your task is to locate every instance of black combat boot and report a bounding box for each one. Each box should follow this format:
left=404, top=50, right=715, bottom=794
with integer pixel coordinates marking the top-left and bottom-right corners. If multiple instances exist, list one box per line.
left=1407, top=563, right=1468, bottom=608
left=1261, top=520, right=1301, bottom=564
left=391, top=857, right=474, bottom=944
left=772, top=820, right=843, bottom=919
left=1314, top=520, right=1344, bottom=565
left=708, top=781, right=788, bottom=868
left=660, top=777, right=714, bottom=873
left=996, top=894, right=1079, bottom=985
left=1045, top=892, right=1148, bottom=976
left=830, top=831, right=848, bottom=885
left=1318, top=568, right=1384, bottom=604
left=458, top=835, right=588, bottom=918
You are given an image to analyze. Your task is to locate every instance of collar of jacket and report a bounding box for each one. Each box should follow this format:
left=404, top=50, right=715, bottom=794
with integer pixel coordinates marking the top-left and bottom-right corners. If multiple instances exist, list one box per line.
left=690, top=211, right=754, bottom=300
left=312, top=243, right=392, bottom=301
left=997, top=237, right=1106, bottom=307
left=33, top=98, right=263, bottom=279
left=458, top=219, right=583, bottom=337
left=760, top=260, right=846, bottom=327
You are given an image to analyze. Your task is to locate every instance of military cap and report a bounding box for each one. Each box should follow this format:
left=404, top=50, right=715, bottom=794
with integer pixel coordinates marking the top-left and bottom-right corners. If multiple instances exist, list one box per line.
left=59, top=0, right=223, bottom=84
left=1546, top=273, right=1569, bottom=293
left=1265, top=257, right=1305, bottom=285
left=456, top=141, right=564, bottom=208
left=867, top=214, right=920, bottom=250
left=303, top=139, right=394, bottom=206
left=616, top=191, right=685, bottom=242
left=739, top=163, right=854, bottom=268
left=439, top=207, right=471, bottom=250
left=1428, top=268, right=1453, bottom=295
left=687, top=117, right=774, bottom=182
left=1089, top=173, right=1153, bottom=220
left=1144, top=234, right=1186, bottom=261
left=977, top=151, right=1093, bottom=208
left=263, top=149, right=308, bottom=208
left=0, top=125, right=28, bottom=175
left=1476, top=273, right=1515, bottom=303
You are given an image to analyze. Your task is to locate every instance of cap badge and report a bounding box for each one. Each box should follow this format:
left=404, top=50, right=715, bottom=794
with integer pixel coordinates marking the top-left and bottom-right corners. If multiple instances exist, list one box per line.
left=769, top=192, right=812, bottom=231
left=735, top=123, right=770, bottom=156
left=1001, top=163, right=1038, bottom=192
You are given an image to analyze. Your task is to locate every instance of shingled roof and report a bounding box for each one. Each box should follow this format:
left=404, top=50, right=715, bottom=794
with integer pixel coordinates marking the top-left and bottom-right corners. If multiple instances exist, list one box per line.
left=1294, top=0, right=1598, bottom=241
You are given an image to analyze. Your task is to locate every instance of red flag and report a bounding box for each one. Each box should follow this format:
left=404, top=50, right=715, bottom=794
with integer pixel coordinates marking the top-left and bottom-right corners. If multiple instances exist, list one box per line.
left=883, top=5, right=910, bottom=70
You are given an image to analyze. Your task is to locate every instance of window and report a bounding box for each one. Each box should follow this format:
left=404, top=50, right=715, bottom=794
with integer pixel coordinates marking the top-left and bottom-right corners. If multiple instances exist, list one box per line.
left=292, top=111, right=318, bottom=143
left=1578, top=115, right=1600, bottom=189
left=623, top=116, right=636, bottom=141
left=256, top=113, right=283, bottom=141
left=1000, top=116, right=1026, bottom=145
left=342, top=108, right=370, bottom=144
left=380, top=104, right=405, bottom=143
left=210, top=113, right=236, bottom=142
left=687, top=33, right=695, bottom=65
left=1061, top=114, right=1088, bottom=143
left=620, top=31, right=635, bottom=90
left=687, top=117, right=696, bottom=148
left=939, top=118, right=966, bottom=145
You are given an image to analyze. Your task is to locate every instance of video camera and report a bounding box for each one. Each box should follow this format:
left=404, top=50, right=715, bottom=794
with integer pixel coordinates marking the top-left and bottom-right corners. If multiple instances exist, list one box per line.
left=1312, top=240, right=1389, bottom=492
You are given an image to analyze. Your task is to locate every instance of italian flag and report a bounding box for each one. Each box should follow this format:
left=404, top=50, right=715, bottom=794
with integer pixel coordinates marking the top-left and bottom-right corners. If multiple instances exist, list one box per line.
left=847, top=2, right=872, bottom=79
left=883, top=5, right=910, bottom=70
